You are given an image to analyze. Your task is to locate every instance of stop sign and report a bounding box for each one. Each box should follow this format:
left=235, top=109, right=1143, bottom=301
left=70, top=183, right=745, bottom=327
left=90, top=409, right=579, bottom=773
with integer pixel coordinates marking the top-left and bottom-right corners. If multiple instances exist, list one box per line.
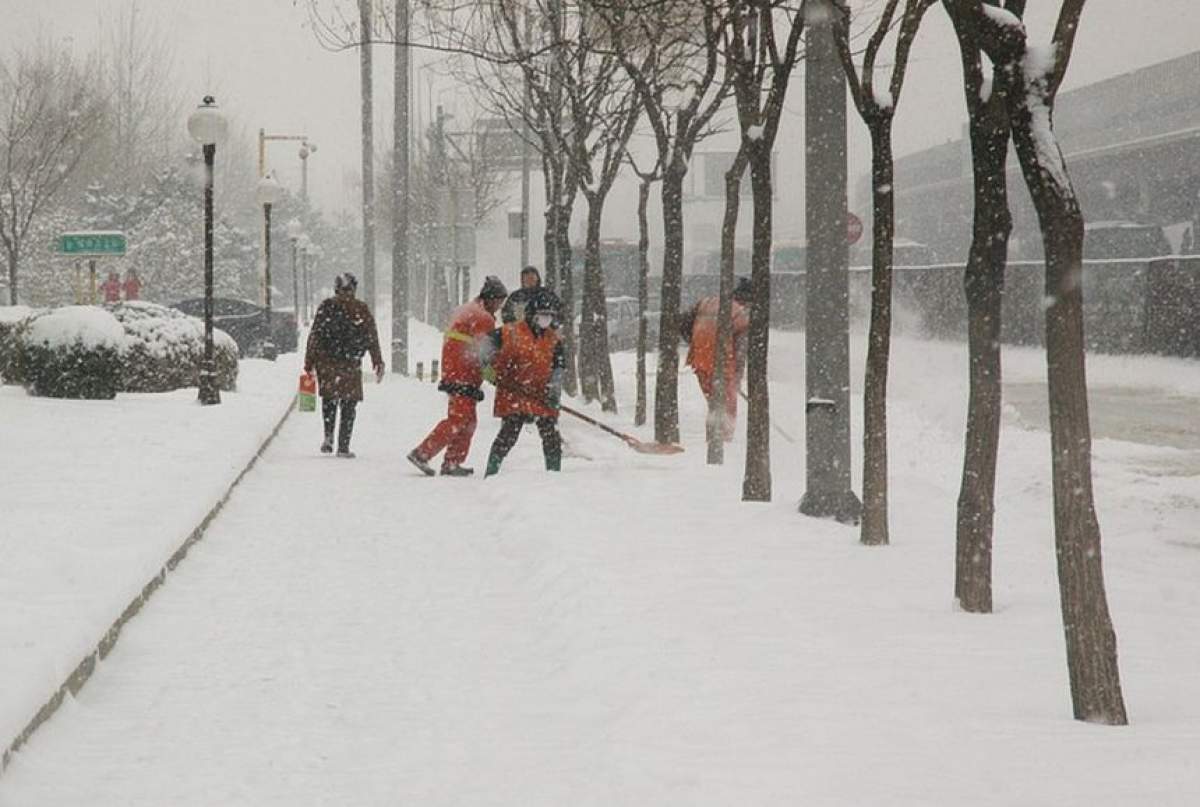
left=847, top=211, right=864, bottom=245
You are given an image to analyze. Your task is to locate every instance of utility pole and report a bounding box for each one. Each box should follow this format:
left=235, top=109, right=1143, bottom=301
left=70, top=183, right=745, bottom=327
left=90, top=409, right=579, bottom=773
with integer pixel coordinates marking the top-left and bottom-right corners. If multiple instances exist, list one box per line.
left=392, top=0, right=410, bottom=374
left=519, top=8, right=533, bottom=270
left=799, top=0, right=862, bottom=524
left=359, top=0, right=376, bottom=314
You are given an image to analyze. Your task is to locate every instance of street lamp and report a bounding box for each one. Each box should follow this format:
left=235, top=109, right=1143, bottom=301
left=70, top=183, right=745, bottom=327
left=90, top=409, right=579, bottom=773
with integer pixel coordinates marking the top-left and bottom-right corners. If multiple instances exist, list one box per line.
left=305, top=243, right=322, bottom=324
left=297, top=233, right=313, bottom=325
left=186, top=95, right=227, bottom=406
left=255, top=170, right=283, bottom=360
left=286, top=218, right=304, bottom=338
left=298, top=140, right=318, bottom=201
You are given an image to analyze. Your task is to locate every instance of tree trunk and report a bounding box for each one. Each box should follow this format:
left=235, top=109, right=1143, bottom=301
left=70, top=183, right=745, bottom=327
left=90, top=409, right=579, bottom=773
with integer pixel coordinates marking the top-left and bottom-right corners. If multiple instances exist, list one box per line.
left=6, top=249, right=17, bottom=305
left=742, top=143, right=773, bottom=502
left=391, top=0, right=410, bottom=375
left=359, top=0, right=376, bottom=313
left=956, top=97, right=1011, bottom=613
left=635, top=178, right=651, bottom=427
left=1008, top=69, right=1128, bottom=726
left=710, top=150, right=748, bottom=465
left=579, top=192, right=617, bottom=409
left=555, top=196, right=579, bottom=396
left=860, top=118, right=895, bottom=545
left=654, top=165, right=686, bottom=445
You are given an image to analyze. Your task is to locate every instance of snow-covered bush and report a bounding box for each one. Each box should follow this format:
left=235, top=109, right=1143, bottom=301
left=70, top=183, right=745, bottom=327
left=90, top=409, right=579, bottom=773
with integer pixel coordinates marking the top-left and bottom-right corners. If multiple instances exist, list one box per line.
left=16, top=306, right=126, bottom=399
left=106, top=301, right=238, bottom=392
left=0, top=306, right=36, bottom=384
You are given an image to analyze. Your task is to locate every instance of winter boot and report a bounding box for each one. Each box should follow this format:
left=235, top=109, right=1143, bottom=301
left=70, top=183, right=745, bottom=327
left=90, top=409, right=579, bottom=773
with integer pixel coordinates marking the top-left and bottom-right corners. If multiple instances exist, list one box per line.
left=320, top=436, right=334, bottom=454
left=337, top=449, right=357, bottom=459
left=407, top=450, right=436, bottom=477
left=544, top=453, right=561, bottom=472
left=440, top=463, right=474, bottom=477
left=484, top=453, right=503, bottom=478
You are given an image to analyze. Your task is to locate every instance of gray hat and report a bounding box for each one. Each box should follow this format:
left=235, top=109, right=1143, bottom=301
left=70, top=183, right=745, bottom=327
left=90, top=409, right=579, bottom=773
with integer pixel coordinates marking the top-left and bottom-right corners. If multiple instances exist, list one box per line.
left=479, top=275, right=508, bottom=300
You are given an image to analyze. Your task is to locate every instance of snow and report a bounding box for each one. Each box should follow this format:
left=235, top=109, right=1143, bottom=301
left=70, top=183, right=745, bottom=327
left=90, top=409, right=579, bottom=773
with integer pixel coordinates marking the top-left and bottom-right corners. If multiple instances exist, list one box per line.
left=871, top=83, right=894, bottom=112
left=2, top=321, right=1200, bottom=804
left=981, top=3, right=1024, bottom=32
left=0, top=307, right=32, bottom=326
left=23, top=306, right=126, bottom=351
left=111, top=301, right=237, bottom=359
left=746, top=124, right=765, bottom=141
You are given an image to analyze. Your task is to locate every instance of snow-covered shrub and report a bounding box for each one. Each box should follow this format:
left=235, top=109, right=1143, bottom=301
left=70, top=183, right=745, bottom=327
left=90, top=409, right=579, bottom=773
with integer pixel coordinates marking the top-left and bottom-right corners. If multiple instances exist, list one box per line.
left=0, top=306, right=36, bottom=384
left=106, top=301, right=238, bottom=392
left=17, top=306, right=126, bottom=399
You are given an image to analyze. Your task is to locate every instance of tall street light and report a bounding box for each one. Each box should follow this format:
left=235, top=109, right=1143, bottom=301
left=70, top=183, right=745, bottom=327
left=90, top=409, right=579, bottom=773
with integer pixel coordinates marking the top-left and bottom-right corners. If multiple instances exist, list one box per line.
left=256, top=170, right=283, bottom=361
left=297, top=233, right=313, bottom=326
left=187, top=95, right=227, bottom=406
left=305, top=243, right=322, bottom=324
left=298, top=140, right=318, bottom=202
left=286, top=218, right=303, bottom=340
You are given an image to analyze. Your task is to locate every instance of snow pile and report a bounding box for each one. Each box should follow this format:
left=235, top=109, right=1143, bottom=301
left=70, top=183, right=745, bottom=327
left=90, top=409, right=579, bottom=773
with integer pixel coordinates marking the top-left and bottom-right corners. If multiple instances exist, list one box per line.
left=108, top=301, right=238, bottom=393
left=24, top=305, right=126, bottom=351
left=0, top=305, right=33, bottom=325
left=17, top=307, right=126, bottom=399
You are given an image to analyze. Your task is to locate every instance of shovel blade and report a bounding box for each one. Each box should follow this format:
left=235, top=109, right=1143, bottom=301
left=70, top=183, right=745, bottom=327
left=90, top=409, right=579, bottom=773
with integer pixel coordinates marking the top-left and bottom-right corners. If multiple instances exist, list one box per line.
left=630, top=440, right=685, bottom=455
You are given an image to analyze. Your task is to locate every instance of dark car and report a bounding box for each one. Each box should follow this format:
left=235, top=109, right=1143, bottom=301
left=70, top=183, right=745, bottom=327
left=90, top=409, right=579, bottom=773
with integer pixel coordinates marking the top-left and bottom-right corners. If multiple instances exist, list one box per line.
left=171, top=298, right=298, bottom=358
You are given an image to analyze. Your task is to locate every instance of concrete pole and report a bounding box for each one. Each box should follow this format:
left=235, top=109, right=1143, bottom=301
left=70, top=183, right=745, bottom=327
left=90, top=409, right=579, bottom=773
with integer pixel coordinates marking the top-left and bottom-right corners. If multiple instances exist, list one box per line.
left=359, top=0, right=376, bottom=314
left=519, top=8, right=533, bottom=270
left=392, top=0, right=410, bottom=374
left=799, top=0, right=861, bottom=524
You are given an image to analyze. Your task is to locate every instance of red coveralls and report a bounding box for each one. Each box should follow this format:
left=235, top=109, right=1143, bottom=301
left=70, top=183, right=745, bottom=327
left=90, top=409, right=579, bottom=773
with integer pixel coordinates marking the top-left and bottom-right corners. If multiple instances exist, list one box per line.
left=686, top=295, right=749, bottom=438
left=412, top=298, right=496, bottom=466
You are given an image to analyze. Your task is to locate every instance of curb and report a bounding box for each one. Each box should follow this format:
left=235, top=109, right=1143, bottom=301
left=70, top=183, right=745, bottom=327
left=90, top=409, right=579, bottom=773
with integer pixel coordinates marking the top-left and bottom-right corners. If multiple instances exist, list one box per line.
left=2, top=398, right=297, bottom=773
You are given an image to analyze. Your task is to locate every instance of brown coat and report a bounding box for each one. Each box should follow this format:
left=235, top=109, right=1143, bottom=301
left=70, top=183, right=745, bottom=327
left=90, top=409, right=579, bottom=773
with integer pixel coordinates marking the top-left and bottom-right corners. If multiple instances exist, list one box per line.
left=304, top=293, right=383, bottom=401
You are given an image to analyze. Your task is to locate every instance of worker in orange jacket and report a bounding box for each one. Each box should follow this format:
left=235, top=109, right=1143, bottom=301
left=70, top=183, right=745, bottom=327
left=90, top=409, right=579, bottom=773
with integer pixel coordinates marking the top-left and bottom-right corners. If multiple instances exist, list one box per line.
left=408, top=276, right=508, bottom=476
left=484, top=289, right=565, bottom=477
left=685, top=277, right=752, bottom=441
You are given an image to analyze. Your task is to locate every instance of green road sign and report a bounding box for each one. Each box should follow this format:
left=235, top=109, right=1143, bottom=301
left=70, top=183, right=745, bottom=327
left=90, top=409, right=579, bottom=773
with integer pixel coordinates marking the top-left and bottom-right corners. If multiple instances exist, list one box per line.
left=58, top=232, right=127, bottom=257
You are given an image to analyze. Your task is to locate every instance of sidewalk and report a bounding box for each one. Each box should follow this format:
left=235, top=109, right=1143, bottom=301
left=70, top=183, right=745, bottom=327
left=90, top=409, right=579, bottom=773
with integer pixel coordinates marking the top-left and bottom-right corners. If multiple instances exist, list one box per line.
left=0, top=358, right=298, bottom=754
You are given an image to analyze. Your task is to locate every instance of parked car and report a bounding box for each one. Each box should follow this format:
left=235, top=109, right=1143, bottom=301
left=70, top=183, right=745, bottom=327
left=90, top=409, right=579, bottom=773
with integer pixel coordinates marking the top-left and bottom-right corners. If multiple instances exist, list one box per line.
left=576, top=296, right=658, bottom=352
left=171, top=297, right=298, bottom=358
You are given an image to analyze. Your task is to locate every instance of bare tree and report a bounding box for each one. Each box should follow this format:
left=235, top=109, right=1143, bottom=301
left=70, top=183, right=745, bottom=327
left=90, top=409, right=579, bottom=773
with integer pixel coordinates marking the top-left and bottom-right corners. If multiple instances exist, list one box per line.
left=0, top=43, right=105, bottom=304
left=604, top=0, right=733, bottom=445
left=945, top=0, right=1016, bottom=613
left=708, top=146, right=748, bottom=466
left=627, top=151, right=662, bottom=427
left=833, top=0, right=934, bottom=533
left=722, top=0, right=808, bottom=500
left=948, top=0, right=1127, bottom=725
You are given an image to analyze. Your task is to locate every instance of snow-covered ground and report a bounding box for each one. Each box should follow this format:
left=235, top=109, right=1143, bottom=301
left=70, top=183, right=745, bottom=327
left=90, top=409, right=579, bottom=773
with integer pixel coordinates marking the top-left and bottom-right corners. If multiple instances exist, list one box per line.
left=2, top=319, right=1200, bottom=805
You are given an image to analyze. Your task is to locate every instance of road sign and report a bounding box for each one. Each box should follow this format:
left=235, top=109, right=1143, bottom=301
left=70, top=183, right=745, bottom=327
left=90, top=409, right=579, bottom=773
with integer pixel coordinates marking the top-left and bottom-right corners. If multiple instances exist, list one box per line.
left=847, top=212, right=863, bottom=246
left=58, top=231, right=127, bottom=257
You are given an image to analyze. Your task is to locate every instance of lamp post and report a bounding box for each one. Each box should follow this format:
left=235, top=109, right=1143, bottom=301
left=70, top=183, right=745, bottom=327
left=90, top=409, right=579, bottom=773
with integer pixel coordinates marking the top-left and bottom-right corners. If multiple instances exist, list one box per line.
left=187, top=95, right=227, bottom=406
left=256, top=171, right=283, bottom=360
left=297, top=233, right=313, bottom=326
left=298, top=140, right=317, bottom=202
left=286, top=218, right=303, bottom=338
left=305, top=244, right=322, bottom=324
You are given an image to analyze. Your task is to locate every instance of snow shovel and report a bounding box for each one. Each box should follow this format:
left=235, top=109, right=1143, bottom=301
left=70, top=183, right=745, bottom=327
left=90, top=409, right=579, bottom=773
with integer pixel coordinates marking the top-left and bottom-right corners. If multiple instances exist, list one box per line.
left=495, top=378, right=684, bottom=455
left=558, top=402, right=684, bottom=455
left=738, top=389, right=797, bottom=444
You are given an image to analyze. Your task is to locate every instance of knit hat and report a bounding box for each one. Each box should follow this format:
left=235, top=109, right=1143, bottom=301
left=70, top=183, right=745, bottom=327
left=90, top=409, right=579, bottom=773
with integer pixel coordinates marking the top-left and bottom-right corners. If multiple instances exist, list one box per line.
left=335, top=272, right=358, bottom=293
left=479, top=275, right=508, bottom=300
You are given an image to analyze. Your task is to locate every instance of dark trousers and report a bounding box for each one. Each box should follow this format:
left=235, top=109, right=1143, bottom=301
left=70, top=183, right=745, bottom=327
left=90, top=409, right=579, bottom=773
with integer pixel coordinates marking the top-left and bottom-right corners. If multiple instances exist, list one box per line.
left=322, top=398, right=358, bottom=452
left=486, top=415, right=561, bottom=475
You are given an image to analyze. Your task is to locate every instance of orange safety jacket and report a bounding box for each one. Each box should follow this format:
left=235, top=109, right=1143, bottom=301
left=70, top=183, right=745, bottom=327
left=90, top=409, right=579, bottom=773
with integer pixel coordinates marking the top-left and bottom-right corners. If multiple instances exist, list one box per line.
left=686, top=295, right=749, bottom=376
left=440, top=298, right=496, bottom=393
left=492, top=321, right=563, bottom=419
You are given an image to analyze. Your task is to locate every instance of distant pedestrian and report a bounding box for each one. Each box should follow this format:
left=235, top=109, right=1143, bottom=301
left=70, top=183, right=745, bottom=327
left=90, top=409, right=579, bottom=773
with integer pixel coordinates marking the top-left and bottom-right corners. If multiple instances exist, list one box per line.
left=484, top=289, right=565, bottom=477
left=501, top=265, right=561, bottom=325
left=122, top=269, right=141, bottom=301
left=304, top=272, right=384, bottom=458
left=407, top=275, right=508, bottom=477
left=684, top=277, right=751, bottom=441
left=100, top=271, right=122, bottom=303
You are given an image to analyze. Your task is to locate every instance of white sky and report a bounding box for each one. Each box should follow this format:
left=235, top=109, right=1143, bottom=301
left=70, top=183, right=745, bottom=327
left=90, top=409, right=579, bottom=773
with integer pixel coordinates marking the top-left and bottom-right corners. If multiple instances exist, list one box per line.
left=2, top=0, right=1199, bottom=218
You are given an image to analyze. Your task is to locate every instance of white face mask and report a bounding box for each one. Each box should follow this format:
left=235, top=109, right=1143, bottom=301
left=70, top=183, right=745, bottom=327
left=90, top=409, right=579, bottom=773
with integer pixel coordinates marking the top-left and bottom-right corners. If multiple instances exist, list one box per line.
left=533, top=314, right=553, bottom=329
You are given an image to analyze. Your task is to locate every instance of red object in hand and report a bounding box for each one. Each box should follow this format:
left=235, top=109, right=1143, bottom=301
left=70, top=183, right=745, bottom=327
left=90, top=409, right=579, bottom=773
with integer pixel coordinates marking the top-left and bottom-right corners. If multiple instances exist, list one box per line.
left=299, top=373, right=316, bottom=396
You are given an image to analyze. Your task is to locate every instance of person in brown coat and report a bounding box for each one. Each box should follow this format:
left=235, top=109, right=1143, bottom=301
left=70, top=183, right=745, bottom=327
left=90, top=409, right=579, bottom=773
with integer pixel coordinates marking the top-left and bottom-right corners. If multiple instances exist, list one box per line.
left=304, top=273, right=384, bottom=457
